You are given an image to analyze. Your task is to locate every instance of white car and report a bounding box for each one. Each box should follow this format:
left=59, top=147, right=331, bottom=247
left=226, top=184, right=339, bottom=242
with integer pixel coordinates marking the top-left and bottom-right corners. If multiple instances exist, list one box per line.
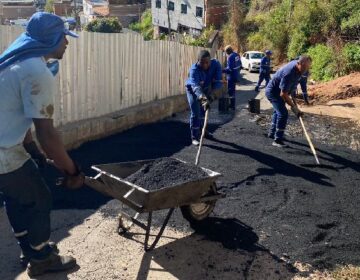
left=241, top=51, right=265, bottom=72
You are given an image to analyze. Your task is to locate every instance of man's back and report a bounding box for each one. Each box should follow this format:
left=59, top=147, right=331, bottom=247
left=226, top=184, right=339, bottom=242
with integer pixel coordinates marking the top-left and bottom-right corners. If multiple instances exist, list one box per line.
left=0, top=57, right=55, bottom=173
left=266, top=60, right=301, bottom=98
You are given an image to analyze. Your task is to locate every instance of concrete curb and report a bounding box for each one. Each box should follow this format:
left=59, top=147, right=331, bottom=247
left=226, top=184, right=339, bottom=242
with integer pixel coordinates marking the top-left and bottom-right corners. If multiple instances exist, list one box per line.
left=59, top=95, right=188, bottom=150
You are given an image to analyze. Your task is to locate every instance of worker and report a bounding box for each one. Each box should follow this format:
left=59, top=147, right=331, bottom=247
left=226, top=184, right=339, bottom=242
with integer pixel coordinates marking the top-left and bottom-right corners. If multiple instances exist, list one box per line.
left=0, top=12, right=84, bottom=277
left=255, top=50, right=272, bottom=92
left=266, top=55, right=312, bottom=147
left=185, top=50, right=223, bottom=146
left=222, top=45, right=242, bottom=110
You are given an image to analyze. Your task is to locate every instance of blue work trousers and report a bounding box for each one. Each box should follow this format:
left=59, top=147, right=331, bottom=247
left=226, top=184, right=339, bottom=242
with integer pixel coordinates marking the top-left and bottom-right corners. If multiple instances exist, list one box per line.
left=266, top=94, right=288, bottom=140
left=186, top=87, right=205, bottom=140
left=0, top=160, right=52, bottom=259
left=227, top=79, right=236, bottom=108
left=256, top=71, right=271, bottom=89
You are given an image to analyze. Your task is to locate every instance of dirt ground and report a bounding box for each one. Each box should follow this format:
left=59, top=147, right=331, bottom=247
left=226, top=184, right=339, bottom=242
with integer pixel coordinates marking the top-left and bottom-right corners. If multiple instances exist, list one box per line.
left=301, top=72, right=360, bottom=124
left=308, top=72, right=360, bottom=104
left=0, top=200, right=296, bottom=280
left=1, top=72, right=359, bottom=280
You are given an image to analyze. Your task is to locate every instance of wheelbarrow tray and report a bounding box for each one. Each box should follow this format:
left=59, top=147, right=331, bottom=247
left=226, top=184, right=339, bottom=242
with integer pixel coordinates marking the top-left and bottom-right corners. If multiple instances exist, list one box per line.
left=89, top=158, right=221, bottom=213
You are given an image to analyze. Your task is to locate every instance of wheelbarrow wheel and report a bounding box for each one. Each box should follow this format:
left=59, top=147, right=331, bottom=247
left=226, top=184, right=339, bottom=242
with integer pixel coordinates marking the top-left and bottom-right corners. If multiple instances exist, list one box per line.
left=180, top=183, right=217, bottom=225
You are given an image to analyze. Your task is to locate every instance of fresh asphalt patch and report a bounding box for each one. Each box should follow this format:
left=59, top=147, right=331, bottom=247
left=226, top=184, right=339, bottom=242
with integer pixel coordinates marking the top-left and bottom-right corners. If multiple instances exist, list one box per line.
left=36, top=103, right=360, bottom=271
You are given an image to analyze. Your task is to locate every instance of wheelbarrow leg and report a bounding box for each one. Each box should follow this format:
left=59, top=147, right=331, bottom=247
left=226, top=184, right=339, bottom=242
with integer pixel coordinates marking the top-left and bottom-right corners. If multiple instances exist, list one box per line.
left=144, top=208, right=175, bottom=251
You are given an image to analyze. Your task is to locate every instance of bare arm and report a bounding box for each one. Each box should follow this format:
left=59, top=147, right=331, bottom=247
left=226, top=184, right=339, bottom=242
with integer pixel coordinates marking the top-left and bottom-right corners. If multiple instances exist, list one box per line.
left=33, top=118, right=77, bottom=175
left=280, top=91, right=296, bottom=107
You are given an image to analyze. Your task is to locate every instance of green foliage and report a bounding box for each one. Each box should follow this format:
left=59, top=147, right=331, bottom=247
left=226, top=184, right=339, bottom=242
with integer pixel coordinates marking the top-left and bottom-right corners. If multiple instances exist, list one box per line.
left=221, top=0, right=359, bottom=80
left=262, top=0, right=290, bottom=56
left=247, top=32, right=271, bottom=52
left=182, top=25, right=216, bottom=47
left=342, top=43, right=360, bottom=73
left=44, top=0, right=54, bottom=13
left=85, top=17, right=122, bottom=33
left=221, top=0, right=249, bottom=52
left=307, top=44, right=336, bottom=81
left=129, top=10, right=153, bottom=40
left=287, top=0, right=329, bottom=59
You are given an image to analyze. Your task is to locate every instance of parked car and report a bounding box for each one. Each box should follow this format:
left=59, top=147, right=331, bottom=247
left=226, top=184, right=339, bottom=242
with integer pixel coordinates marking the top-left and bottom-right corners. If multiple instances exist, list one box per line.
left=241, top=51, right=267, bottom=72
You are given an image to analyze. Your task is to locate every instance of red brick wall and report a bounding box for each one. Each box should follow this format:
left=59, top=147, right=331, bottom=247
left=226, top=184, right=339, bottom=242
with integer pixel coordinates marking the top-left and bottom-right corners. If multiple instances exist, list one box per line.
left=205, top=5, right=230, bottom=28
left=53, top=3, right=73, bottom=16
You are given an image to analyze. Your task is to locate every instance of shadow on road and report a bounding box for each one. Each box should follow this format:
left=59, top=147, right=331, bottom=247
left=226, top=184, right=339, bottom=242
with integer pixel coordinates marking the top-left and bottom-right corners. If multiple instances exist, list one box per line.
left=136, top=217, right=295, bottom=280
left=206, top=137, right=334, bottom=187
left=286, top=139, right=360, bottom=173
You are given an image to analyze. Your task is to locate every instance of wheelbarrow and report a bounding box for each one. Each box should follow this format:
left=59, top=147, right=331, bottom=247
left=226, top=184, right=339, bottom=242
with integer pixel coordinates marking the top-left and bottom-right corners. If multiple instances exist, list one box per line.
left=84, top=158, right=224, bottom=251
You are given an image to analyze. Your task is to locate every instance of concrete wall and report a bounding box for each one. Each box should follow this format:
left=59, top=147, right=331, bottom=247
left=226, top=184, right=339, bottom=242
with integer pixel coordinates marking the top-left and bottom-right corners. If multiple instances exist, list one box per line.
left=109, top=3, right=146, bottom=27
left=60, top=94, right=188, bottom=149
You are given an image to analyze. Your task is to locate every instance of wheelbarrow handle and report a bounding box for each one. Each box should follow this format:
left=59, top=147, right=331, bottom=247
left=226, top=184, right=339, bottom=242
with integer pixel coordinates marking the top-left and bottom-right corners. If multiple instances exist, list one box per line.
left=84, top=176, right=110, bottom=196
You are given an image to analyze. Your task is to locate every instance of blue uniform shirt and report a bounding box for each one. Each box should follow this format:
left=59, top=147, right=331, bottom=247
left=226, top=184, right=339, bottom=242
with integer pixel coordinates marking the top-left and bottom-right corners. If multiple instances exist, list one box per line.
left=260, top=56, right=271, bottom=74
left=223, top=52, right=241, bottom=81
left=185, top=59, right=223, bottom=98
left=266, top=60, right=302, bottom=98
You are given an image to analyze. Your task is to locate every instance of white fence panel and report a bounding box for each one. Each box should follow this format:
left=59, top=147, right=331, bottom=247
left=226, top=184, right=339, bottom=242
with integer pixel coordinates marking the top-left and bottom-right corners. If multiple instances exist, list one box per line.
left=0, top=26, right=222, bottom=126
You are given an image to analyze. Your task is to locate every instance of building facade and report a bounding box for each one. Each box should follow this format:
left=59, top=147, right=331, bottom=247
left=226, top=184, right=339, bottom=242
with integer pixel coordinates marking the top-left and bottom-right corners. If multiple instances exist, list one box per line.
left=0, top=0, right=36, bottom=24
left=152, top=0, right=230, bottom=37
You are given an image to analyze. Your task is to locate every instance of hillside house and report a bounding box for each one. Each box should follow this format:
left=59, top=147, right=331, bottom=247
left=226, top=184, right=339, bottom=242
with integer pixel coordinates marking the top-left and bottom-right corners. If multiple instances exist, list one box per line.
left=0, top=0, right=36, bottom=24
left=81, top=0, right=149, bottom=27
left=152, top=0, right=230, bottom=37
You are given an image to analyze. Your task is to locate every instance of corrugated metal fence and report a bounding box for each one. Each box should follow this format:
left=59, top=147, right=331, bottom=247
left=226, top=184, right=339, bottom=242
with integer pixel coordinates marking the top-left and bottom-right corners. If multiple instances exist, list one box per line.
left=0, top=26, right=224, bottom=126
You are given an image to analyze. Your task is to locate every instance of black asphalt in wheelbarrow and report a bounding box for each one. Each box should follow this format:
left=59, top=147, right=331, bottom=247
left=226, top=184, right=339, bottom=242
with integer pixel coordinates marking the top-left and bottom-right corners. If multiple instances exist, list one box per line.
left=85, top=157, right=224, bottom=251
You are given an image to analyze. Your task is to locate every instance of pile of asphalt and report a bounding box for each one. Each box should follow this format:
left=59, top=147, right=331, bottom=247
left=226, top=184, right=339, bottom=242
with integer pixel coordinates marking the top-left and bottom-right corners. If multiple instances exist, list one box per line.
left=125, top=158, right=208, bottom=191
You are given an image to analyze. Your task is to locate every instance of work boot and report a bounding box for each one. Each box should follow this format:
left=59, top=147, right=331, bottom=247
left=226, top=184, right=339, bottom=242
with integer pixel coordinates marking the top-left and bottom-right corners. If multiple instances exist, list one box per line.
left=20, top=242, right=59, bottom=267
left=27, top=252, right=77, bottom=277
left=272, top=139, right=287, bottom=148
left=304, top=95, right=310, bottom=106
left=192, top=139, right=200, bottom=146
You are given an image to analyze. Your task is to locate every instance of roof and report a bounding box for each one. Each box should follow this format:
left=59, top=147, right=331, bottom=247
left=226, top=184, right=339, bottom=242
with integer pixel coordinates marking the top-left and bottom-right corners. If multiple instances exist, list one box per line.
left=0, top=0, right=34, bottom=3
left=245, top=51, right=265, bottom=54
left=93, top=5, right=109, bottom=16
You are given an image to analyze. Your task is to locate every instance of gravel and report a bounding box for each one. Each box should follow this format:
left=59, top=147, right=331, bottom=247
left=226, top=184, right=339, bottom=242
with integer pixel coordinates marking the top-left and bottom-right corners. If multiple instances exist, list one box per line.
left=125, top=158, right=208, bottom=191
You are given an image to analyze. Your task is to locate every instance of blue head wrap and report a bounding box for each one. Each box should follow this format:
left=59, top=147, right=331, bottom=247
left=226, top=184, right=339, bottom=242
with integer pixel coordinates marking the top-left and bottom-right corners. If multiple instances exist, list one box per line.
left=0, top=12, right=78, bottom=72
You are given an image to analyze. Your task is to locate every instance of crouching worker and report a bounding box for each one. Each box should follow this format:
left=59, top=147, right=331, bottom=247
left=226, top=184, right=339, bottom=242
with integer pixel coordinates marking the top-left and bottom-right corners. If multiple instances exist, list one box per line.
left=265, top=55, right=312, bottom=147
left=223, top=45, right=242, bottom=110
left=0, top=12, right=84, bottom=277
left=185, top=50, right=223, bottom=146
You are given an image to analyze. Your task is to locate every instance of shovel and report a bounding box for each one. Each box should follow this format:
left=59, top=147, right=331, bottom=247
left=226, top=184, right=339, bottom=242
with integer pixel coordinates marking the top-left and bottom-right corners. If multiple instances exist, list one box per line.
left=292, top=94, right=320, bottom=165
left=195, top=108, right=209, bottom=166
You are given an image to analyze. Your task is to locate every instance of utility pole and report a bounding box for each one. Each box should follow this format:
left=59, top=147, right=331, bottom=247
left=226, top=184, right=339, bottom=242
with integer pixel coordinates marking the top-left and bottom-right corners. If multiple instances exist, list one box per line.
left=166, top=0, right=171, bottom=37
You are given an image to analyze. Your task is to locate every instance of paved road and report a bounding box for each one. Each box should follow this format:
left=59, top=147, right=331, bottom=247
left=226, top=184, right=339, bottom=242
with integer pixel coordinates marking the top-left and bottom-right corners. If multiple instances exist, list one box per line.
left=2, top=70, right=359, bottom=275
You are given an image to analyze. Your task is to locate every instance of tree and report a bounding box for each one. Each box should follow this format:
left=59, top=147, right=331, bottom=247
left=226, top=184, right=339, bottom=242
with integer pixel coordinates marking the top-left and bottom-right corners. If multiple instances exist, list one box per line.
left=85, top=17, right=122, bottom=33
left=129, top=10, right=153, bottom=40
left=222, top=0, right=249, bottom=52
left=45, top=0, right=54, bottom=13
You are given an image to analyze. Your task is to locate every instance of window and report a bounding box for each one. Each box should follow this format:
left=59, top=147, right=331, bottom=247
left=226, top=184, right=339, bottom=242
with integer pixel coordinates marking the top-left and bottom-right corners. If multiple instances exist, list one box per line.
left=181, top=3, right=187, bottom=14
left=250, top=53, right=264, bottom=59
left=168, top=1, right=174, bottom=11
left=155, top=0, right=161, bottom=8
left=196, top=6, right=203, bottom=17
